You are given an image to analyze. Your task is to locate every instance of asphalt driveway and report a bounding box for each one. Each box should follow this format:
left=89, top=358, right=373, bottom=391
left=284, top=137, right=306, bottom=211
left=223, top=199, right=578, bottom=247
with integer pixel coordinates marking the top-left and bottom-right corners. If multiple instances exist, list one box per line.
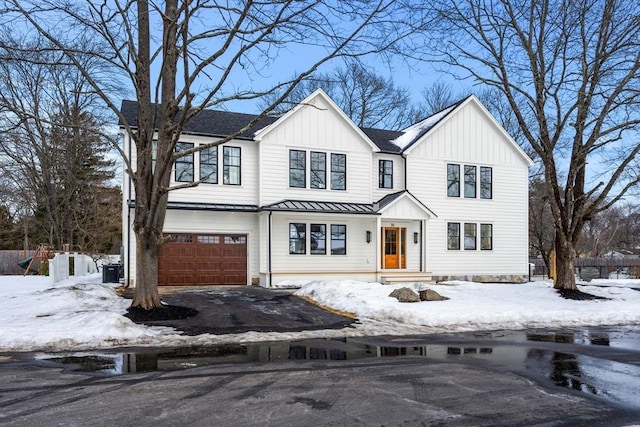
left=125, top=286, right=355, bottom=335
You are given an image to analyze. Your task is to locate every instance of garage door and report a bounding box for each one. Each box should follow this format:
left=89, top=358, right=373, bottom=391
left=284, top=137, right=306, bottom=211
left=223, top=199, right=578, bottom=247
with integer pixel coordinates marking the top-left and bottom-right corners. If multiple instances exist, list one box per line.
left=158, top=233, right=247, bottom=285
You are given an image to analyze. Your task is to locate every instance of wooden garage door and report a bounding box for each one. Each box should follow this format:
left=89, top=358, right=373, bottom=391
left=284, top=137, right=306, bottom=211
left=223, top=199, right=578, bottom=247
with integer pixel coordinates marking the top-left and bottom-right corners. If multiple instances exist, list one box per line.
left=158, top=233, right=247, bottom=286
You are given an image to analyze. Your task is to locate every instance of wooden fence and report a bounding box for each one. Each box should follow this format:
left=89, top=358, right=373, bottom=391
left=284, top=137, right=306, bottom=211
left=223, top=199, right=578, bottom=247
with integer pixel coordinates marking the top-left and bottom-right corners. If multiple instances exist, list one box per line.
left=0, top=250, right=36, bottom=275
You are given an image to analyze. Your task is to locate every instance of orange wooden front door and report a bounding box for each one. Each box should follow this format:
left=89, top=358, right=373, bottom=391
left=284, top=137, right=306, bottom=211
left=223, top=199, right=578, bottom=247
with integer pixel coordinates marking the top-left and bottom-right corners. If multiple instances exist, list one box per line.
left=382, top=227, right=406, bottom=269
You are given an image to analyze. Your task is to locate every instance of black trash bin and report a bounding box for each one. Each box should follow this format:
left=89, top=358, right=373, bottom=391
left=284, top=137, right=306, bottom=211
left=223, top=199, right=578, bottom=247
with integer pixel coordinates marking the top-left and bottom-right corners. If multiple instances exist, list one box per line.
left=102, top=264, right=120, bottom=283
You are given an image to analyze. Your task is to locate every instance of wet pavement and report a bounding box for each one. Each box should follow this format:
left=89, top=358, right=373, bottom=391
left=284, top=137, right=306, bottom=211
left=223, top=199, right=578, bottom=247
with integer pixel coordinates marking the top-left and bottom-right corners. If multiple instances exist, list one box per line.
left=1, top=326, right=639, bottom=426
left=125, top=286, right=355, bottom=335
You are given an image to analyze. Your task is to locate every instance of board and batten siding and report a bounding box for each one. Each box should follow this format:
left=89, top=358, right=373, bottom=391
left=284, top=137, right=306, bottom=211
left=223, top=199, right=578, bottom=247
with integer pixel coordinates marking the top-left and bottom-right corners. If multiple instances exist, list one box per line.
left=258, top=95, right=374, bottom=206
left=406, top=100, right=530, bottom=277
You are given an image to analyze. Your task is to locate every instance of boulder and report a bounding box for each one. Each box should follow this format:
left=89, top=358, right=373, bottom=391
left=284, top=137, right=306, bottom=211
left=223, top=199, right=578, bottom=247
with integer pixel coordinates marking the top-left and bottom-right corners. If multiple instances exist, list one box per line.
left=389, top=287, right=420, bottom=302
left=419, top=289, right=449, bottom=301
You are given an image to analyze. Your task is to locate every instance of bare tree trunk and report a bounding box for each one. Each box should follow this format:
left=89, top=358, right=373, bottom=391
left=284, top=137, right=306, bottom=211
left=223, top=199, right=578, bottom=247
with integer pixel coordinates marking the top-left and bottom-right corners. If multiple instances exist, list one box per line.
left=554, top=237, right=578, bottom=291
left=132, top=233, right=162, bottom=309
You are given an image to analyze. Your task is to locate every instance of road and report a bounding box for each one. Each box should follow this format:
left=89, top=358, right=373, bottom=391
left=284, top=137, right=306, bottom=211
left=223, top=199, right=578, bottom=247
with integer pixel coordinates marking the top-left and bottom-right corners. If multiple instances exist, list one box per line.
left=1, top=326, right=639, bottom=426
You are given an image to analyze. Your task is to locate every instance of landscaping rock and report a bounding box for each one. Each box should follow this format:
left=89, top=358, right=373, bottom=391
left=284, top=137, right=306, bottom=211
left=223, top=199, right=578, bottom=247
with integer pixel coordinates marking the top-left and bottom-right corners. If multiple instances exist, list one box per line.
left=389, top=287, right=420, bottom=302
left=419, top=289, right=449, bottom=301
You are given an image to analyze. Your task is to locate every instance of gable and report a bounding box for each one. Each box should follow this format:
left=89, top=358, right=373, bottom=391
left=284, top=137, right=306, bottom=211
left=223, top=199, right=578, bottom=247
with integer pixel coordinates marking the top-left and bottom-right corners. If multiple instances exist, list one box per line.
left=254, top=89, right=379, bottom=152
left=376, top=191, right=436, bottom=219
left=403, top=96, right=533, bottom=166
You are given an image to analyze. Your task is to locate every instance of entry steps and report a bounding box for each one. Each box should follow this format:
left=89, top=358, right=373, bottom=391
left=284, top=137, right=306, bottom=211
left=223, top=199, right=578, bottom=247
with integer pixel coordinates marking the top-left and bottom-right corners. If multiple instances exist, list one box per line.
left=381, top=272, right=433, bottom=285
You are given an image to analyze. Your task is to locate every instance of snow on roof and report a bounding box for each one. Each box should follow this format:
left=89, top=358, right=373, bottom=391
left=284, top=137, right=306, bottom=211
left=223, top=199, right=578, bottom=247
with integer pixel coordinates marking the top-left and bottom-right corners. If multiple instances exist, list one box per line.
left=392, top=104, right=457, bottom=150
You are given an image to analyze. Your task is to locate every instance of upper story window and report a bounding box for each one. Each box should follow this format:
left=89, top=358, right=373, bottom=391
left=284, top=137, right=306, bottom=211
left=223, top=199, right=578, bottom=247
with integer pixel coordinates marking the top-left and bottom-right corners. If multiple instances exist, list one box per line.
left=223, top=146, right=241, bottom=185
left=200, top=146, right=218, bottom=184
left=310, top=152, right=326, bottom=189
left=480, top=166, right=492, bottom=199
left=464, top=165, right=476, bottom=198
left=448, top=163, right=492, bottom=199
left=379, top=160, right=393, bottom=189
left=331, top=153, right=346, bottom=190
left=289, top=150, right=306, bottom=188
left=175, top=142, right=194, bottom=183
left=447, top=164, right=460, bottom=197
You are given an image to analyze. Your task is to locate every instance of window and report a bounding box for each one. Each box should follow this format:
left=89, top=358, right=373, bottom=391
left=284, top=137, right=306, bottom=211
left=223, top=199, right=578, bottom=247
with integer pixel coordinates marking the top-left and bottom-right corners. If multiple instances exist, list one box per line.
left=223, top=146, right=241, bottom=185
left=289, top=150, right=306, bottom=188
left=379, top=160, right=393, bottom=189
left=331, top=153, right=346, bottom=190
left=310, top=224, right=326, bottom=254
left=481, top=224, right=493, bottom=250
left=331, top=224, right=346, bottom=255
left=464, top=223, right=477, bottom=250
left=447, top=223, right=460, bottom=250
left=197, top=235, right=219, bottom=244
left=447, top=164, right=460, bottom=197
left=310, top=151, right=326, bottom=189
left=200, top=146, right=217, bottom=184
left=225, top=235, right=247, bottom=244
left=480, top=166, right=492, bottom=199
left=289, top=223, right=306, bottom=254
left=464, top=165, right=476, bottom=198
left=175, top=142, right=194, bottom=182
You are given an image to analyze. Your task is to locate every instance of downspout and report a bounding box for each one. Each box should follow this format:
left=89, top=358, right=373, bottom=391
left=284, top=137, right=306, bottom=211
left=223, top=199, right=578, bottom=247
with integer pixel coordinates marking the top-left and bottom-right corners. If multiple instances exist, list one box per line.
left=268, top=210, right=273, bottom=287
left=126, top=132, right=132, bottom=288
left=419, top=220, right=423, bottom=272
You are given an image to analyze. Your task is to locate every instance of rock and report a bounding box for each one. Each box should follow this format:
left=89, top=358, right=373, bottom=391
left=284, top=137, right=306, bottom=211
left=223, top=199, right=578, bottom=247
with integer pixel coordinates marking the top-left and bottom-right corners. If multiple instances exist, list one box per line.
left=419, top=289, right=449, bottom=301
left=389, top=287, right=420, bottom=302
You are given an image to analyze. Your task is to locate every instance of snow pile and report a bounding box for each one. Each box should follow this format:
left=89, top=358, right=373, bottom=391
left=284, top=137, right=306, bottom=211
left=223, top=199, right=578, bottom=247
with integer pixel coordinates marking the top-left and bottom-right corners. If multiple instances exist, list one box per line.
left=0, top=274, right=179, bottom=352
left=295, top=280, right=640, bottom=333
left=392, top=104, right=456, bottom=150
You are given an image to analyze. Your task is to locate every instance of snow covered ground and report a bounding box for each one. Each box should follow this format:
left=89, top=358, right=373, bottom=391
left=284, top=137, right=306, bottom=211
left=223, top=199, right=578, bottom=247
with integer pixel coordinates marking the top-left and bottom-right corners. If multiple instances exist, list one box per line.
left=0, top=274, right=638, bottom=352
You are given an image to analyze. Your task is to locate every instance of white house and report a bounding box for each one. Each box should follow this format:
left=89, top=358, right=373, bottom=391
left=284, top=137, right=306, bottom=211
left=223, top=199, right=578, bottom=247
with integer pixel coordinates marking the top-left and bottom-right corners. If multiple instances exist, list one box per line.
left=120, top=89, right=533, bottom=287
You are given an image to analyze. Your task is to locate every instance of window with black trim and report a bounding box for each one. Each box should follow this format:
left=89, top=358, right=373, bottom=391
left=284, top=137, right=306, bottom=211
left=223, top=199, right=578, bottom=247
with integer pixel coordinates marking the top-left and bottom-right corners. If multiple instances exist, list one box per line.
left=223, top=146, right=241, bottom=185
left=310, top=224, right=326, bottom=254
left=480, top=167, right=492, bottom=199
left=175, top=142, right=194, bottom=183
left=310, top=151, right=326, bottom=189
left=464, top=223, right=477, bottom=250
left=447, top=222, right=460, bottom=250
left=200, top=146, right=217, bottom=184
left=289, top=150, right=306, bottom=188
left=379, top=160, right=393, bottom=189
left=289, top=223, right=306, bottom=254
left=464, top=165, right=476, bottom=198
left=331, top=224, right=346, bottom=255
left=447, top=164, right=460, bottom=197
left=331, top=153, right=346, bottom=190
left=481, top=224, right=493, bottom=250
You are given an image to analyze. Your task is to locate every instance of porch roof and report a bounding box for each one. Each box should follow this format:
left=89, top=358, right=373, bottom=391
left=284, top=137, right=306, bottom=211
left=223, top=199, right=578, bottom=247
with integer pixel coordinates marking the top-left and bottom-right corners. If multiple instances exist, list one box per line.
left=259, top=199, right=378, bottom=215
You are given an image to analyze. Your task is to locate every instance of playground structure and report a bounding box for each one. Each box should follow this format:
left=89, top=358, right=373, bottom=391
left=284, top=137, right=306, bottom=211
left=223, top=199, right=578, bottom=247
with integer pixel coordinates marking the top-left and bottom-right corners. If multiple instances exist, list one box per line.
left=18, top=243, right=54, bottom=275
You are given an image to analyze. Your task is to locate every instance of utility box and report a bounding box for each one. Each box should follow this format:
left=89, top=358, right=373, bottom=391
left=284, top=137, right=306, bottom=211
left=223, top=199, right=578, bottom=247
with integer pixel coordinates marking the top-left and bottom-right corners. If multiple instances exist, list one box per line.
left=102, top=264, right=120, bottom=283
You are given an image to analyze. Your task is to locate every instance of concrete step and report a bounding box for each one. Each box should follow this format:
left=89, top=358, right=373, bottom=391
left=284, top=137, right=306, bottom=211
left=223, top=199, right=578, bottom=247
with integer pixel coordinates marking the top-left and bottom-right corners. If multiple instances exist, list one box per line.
left=381, top=273, right=433, bottom=285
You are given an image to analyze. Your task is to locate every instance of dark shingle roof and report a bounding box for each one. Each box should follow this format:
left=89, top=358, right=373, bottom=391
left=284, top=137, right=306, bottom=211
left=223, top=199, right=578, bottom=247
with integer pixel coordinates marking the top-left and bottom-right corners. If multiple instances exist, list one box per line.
left=361, top=127, right=403, bottom=153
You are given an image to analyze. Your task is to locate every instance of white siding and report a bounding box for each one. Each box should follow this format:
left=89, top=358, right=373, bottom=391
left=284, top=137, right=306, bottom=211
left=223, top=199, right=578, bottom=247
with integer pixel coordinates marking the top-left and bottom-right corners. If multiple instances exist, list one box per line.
left=258, top=96, right=374, bottom=206
left=406, top=101, right=530, bottom=277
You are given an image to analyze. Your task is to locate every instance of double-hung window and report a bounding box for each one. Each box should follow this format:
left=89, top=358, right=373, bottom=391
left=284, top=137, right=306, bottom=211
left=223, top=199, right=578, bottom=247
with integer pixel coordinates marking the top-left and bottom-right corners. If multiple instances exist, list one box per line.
left=379, top=160, right=393, bottom=189
left=200, top=146, right=217, bottom=184
left=481, top=224, right=493, bottom=250
left=223, top=146, right=241, bottom=185
left=447, top=222, right=460, bottom=250
left=331, top=224, right=346, bottom=255
left=289, top=150, right=306, bottom=188
left=331, top=153, right=346, bottom=190
left=480, top=166, right=492, bottom=199
left=464, top=223, right=477, bottom=250
left=289, top=223, right=306, bottom=254
left=310, top=224, right=326, bottom=254
left=464, top=165, right=476, bottom=198
left=447, top=164, right=460, bottom=197
left=310, top=152, right=326, bottom=189
left=175, top=142, right=194, bottom=183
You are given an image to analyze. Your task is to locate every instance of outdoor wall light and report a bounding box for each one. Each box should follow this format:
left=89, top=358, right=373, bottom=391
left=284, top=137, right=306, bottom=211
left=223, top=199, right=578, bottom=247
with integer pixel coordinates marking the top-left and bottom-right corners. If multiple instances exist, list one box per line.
left=366, top=230, right=372, bottom=243
left=414, top=232, right=419, bottom=244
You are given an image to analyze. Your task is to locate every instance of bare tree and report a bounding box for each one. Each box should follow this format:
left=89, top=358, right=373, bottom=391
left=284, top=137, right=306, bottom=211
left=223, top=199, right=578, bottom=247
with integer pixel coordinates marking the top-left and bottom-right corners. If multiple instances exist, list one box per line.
left=0, top=1, right=429, bottom=309
left=428, top=0, right=640, bottom=290
left=420, top=82, right=459, bottom=116
left=261, top=61, right=420, bottom=130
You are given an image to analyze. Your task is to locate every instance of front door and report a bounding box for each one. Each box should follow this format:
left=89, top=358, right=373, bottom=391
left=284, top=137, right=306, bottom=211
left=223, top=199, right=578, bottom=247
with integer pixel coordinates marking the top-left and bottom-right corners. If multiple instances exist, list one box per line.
left=382, top=227, right=406, bottom=269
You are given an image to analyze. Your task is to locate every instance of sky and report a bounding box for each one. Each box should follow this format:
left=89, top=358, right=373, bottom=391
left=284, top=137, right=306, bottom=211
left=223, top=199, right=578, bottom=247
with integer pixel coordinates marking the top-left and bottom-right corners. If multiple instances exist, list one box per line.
left=0, top=273, right=638, bottom=353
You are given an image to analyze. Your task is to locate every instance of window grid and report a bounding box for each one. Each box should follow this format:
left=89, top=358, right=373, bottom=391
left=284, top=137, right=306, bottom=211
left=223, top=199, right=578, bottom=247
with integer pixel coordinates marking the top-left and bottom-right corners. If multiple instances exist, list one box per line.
left=310, top=224, right=326, bottom=254
left=223, top=146, right=241, bottom=185
left=289, top=223, right=306, bottom=255
left=480, top=167, right=492, bottom=199
left=447, top=222, right=460, bottom=250
left=481, top=224, right=493, bottom=250
left=200, top=146, right=217, bottom=184
left=331, top=224, right=346, bottom=255
left=464, top=223, right=477, bottom=250
left=331, top=153, right=346, bottom=190
left=464, top=165, right=477, bottom=198
left=447, top=164, right=460, bottom=197
left=310, top=151, right=326, bottom=189
left=289, top=150, right=306, bottom=188
left=379, top=160, right=393, bottom=189
left=175, top=142, right=194, bottom=183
